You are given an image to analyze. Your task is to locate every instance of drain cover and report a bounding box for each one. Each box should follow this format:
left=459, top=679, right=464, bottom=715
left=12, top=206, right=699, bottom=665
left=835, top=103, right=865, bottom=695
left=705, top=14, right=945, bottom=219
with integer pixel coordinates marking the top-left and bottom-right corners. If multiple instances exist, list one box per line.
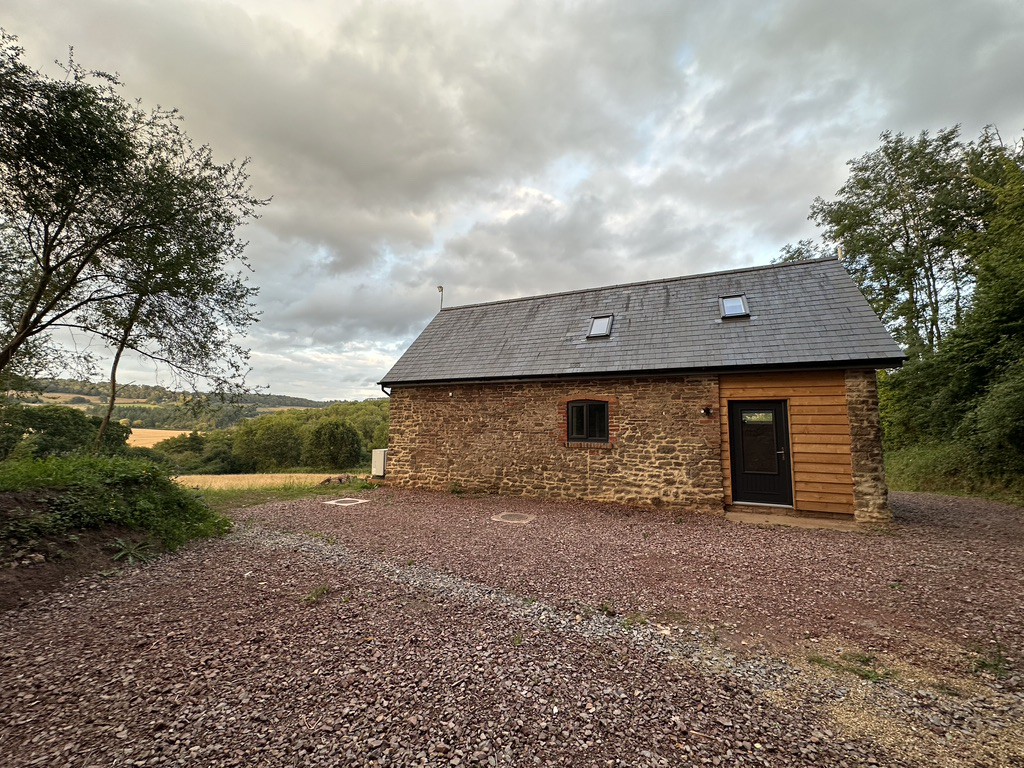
left=323, top=498, right=370, bottom=506
left=490, top=512, right=535, bottom=524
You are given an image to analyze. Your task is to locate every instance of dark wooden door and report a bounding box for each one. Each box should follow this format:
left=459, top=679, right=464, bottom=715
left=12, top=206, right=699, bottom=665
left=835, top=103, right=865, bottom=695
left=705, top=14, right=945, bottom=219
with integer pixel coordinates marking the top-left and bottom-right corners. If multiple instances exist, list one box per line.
left=728, top=400, right=793, bottom=506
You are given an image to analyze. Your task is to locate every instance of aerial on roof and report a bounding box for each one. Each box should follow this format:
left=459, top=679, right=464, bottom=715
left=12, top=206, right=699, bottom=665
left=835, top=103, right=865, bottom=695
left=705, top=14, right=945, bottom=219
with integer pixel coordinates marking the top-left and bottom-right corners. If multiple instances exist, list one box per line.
left=379, top=258, right=905, bottom=386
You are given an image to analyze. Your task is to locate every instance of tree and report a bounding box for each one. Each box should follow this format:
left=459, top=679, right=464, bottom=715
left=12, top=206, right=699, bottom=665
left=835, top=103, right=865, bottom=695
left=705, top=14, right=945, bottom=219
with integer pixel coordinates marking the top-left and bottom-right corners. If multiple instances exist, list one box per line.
left=875, top=153, right=1024, bottom=477
left=0, top=403, right=128, bottom=460
left=301, top=417, right=362, bottom=469
left=782, top=127, right=1018, bottom=356
left=232, top=417, right=304, bottom=471
left=0, top=32, right=262, bottom=417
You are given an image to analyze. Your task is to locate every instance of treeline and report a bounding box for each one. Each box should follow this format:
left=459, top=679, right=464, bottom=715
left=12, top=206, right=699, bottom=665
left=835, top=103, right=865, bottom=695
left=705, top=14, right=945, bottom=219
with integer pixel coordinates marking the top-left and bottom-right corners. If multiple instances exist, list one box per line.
left=18, top=378, right=345, bottom=409
left=784, top=126, right=1024, bottom=498
left=95, top=403, right=260, bottom=431
left=148, top=399, right=389, bottom=474
left=1, top=397, right=390, bottom=474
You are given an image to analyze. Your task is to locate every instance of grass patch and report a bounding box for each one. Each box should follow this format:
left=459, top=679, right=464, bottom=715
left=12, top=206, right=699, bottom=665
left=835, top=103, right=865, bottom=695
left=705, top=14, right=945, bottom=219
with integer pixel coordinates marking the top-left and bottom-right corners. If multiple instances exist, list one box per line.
left=0, top=455, right=231, bottom=551
left=808, top=651, right=894, bottom=683
left=195, top=476, right=377, bottom=513
left=886, top=442, right=1024, bottom=505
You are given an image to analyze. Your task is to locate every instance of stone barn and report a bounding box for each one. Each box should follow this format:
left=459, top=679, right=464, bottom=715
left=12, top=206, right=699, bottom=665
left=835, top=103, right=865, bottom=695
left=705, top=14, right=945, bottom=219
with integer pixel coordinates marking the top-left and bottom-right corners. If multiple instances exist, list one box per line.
left=379, top=258, right=905, bottom=523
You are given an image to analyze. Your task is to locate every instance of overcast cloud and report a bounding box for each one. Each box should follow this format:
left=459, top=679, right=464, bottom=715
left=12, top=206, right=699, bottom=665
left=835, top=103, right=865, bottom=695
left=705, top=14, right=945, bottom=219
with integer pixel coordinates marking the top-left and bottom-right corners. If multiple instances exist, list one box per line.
left=3, top=0, right=1023, bottom=399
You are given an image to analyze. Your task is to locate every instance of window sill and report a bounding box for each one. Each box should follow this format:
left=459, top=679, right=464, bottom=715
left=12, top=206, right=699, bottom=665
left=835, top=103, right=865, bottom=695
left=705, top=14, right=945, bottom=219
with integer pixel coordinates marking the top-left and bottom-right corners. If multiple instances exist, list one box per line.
left=566, top=441, right=614, bottom=450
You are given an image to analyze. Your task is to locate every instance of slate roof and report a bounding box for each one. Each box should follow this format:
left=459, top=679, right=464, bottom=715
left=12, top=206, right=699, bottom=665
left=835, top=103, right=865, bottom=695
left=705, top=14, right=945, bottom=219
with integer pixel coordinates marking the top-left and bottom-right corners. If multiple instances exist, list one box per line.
left=379, top=258, right=905, bottom=386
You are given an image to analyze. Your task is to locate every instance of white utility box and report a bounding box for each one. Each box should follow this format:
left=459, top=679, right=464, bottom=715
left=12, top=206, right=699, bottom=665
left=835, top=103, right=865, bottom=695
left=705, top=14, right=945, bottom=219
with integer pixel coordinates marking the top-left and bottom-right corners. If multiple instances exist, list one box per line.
left=371, top=448, right=388, bottom=477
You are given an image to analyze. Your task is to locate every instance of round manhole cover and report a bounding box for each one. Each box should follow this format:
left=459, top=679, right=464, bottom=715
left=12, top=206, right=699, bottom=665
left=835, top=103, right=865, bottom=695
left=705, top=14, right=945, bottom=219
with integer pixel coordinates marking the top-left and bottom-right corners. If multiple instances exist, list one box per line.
left=490, top=512, right=535, bottom=524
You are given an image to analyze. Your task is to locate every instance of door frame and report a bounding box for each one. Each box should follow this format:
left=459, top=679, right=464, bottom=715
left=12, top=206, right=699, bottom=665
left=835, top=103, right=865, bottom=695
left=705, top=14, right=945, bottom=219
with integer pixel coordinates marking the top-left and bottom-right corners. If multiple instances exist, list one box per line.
left=727, top=399, right=794, bottom=507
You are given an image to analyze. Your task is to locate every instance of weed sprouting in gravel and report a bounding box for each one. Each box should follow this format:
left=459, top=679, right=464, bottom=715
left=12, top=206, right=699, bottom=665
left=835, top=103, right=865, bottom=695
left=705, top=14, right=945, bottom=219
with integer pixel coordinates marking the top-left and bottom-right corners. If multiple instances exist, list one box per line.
left=511, top=633, right=524, bottom=647
left=622, top=614, right=649, bottom=630
left=598, top=602, right=618, bottom=617
left=109, top=538, right=156, bottom=565
left=302, top=584, right=331, bottom=606
left=809, top=651, right=894, bottom=682
left=308, top=532, right=337, bottom=545
left=973, top=643, right=1013, bottom=678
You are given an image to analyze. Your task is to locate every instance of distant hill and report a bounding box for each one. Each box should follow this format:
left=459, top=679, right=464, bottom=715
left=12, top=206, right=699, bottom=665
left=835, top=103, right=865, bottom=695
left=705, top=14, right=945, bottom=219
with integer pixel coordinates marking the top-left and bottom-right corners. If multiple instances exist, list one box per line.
left=24, top=378, right=343, bottom=409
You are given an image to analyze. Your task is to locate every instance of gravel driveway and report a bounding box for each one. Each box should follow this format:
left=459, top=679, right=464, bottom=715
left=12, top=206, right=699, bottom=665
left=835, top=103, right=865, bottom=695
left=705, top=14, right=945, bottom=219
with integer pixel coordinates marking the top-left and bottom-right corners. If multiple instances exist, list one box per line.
left=2, top=489, right=1022, bottom=766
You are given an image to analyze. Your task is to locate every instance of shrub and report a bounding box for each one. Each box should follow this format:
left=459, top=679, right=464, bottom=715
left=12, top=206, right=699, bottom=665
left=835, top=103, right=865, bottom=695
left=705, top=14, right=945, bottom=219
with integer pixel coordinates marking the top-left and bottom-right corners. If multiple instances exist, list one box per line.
left=0, top=455, right=231, bottom=549
left=232, top=417, right=303, bottom=471
left=301, top=417, right=362, bottom=469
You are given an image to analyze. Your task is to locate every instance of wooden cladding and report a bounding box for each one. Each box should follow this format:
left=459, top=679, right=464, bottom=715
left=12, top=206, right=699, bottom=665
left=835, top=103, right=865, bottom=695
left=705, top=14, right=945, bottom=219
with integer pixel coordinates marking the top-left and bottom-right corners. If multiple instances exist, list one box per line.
left=720, top=371, right=855, bottom=516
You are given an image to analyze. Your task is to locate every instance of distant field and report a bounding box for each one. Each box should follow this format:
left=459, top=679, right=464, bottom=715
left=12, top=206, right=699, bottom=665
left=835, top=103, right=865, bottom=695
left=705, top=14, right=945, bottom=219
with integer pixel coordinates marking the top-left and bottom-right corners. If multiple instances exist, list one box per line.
left=128, top=428, right=192, bottom=448
left=175, top=473, right=337, bottom=489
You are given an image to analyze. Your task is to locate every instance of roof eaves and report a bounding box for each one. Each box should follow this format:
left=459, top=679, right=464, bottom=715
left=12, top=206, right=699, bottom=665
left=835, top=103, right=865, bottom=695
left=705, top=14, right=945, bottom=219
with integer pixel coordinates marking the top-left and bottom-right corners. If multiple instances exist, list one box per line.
left=378, top=353, right=907, bottom=388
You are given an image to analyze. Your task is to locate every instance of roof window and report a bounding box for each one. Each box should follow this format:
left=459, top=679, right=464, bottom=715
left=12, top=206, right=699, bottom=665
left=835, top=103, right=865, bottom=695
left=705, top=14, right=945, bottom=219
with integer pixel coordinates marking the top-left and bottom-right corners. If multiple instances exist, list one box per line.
left=588, top=315, right=613, bottom=337
left=720, top=294, right=749, bottom=318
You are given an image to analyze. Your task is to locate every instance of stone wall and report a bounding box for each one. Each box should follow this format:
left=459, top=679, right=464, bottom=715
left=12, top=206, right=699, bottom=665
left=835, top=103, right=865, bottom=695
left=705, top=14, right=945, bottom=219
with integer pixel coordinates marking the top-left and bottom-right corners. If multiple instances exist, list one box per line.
left=386, top=376, right=723, bottom=511
left=845, top=369, right=893, bottom=523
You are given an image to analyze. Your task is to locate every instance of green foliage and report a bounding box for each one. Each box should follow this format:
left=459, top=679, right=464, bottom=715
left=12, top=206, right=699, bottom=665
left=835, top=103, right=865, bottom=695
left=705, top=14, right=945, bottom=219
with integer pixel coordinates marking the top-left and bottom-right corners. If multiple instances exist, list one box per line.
left=0, top=32, right=261, bottom=397
left=808, top=651, right=894, bottom=683
left=786, top=126, right=1024, bottom=497
left=301, top=584, right=331, bottom=607
left=93, top=402, right=259, bottom=430
left=783, top=126, right=1020, bottom=355
left=301, top=417, right=362, bottom=470
left=147, top=398, right=389, bottom=474
left=0, top=455, right=231, bottom=549
left=199, top=477, right=376, bottom=514
left=879, top=152, right=1024, bottom=483
left=232, top=417, right=304, bottom=472
left=155, top=430, right=206, bottom=455
left=27, top=376, right=358, bottom=409
left=109, top=537, right=156, bottom=565
left=973, top=643, right=1013, bottom=679
left=885, top=441, right=1024, bottom=504
left=0, top=403, right=129, bottom=460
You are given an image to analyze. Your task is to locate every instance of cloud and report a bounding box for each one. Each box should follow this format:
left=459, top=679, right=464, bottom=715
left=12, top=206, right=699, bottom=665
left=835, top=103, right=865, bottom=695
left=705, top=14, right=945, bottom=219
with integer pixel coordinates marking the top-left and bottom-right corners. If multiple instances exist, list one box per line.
left=4, top=0, right=1024, bottom=399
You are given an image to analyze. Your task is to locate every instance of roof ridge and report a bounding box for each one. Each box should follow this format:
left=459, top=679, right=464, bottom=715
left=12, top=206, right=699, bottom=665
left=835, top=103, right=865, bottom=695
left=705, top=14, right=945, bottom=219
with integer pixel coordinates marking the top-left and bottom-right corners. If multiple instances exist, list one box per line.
left=440, top=257, right=839, bottom=312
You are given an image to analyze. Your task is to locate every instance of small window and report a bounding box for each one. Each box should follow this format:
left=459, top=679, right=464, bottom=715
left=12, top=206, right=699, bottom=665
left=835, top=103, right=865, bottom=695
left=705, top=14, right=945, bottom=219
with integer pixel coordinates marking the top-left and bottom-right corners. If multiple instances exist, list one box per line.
left=588, top=315, right=613, bottom=337
left=567, top=401, right=609, bottom=443
left=720, top=294, right=749, bottom=318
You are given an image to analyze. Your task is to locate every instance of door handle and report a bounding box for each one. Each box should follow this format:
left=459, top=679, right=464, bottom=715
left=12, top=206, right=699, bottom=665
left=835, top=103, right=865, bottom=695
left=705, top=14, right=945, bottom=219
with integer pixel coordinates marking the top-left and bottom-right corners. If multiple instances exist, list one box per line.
left=776, top=449, right=787, bottom=461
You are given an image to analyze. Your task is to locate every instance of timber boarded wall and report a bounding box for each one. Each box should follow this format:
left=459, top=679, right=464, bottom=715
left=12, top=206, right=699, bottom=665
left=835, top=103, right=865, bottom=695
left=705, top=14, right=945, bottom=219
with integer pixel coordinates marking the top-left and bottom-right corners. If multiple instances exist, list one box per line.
left=720, top=370, right=856, bottom=516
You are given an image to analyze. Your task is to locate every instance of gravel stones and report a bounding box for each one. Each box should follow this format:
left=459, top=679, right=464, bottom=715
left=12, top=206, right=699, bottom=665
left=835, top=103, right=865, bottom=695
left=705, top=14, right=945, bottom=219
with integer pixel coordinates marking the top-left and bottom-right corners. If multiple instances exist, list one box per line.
left=2, top=489, right=1022, bottom=766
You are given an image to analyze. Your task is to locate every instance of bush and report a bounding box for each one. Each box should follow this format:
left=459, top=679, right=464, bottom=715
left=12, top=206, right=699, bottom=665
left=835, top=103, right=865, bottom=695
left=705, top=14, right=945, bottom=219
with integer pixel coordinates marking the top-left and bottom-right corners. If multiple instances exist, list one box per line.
left=0, top=455, right=231, bottom=549
left=232, top=417, right=303, bottom=471
left=301, top=417, right=362, bottom=469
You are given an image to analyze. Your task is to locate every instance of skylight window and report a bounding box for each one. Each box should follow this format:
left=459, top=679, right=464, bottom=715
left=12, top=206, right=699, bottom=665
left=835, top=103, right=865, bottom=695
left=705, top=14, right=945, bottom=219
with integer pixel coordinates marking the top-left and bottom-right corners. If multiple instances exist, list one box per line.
left=588, top=315, right=613, bottom=337
left=720, top=294, right=749, bottom=318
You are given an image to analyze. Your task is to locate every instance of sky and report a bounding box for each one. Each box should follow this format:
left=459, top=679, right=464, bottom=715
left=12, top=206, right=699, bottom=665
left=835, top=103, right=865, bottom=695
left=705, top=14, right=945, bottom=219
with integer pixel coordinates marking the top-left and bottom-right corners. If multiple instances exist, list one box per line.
left=3, top=0, right=1024, bottom=400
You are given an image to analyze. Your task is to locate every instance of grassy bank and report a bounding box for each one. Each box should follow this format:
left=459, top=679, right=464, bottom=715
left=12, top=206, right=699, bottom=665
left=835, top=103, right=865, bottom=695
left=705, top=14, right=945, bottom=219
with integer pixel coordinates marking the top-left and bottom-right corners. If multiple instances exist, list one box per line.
left=886, top=442, right=1024, bottom=505
left=0, top=455, right=231, bottom=551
